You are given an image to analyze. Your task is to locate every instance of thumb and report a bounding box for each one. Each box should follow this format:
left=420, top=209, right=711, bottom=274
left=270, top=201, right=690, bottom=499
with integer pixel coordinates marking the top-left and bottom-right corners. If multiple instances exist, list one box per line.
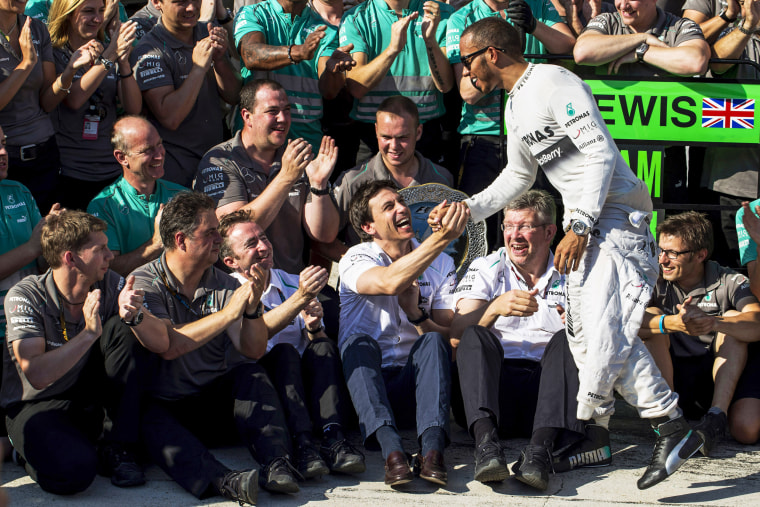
left=683, top=295, right=693, bottom=306
left=529, top=288, right=539, bottom=296
left=207, top=22, right=214, bottom=34
left=338, top=43, right=354, bottom=53
left=125, top=274, right=136, bottom=290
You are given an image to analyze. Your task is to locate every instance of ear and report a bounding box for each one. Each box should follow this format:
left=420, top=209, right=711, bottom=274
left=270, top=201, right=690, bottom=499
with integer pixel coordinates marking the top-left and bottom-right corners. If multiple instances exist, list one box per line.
left=222, top=255, right=238, bottom=270
left=176, top=232, right=187, bottom=251
left=114, top=149, right=128, bottom=167
left=695, top=248, right=709, bottom=264
left=62, top=251, right=76, bottom=268
left=360, top=221, right=376, bottom=238
left=545, top=223, right=557, bottom=242
left=415, top=123, right=422, bottom=142
left=241, top=107, right=252, bottom=126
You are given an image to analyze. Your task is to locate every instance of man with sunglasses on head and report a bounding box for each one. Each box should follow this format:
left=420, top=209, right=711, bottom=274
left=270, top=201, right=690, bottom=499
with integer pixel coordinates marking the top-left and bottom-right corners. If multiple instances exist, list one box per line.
left=432, top=16, right=703, bottom=490
left=640, top=211, right=760, bottom=455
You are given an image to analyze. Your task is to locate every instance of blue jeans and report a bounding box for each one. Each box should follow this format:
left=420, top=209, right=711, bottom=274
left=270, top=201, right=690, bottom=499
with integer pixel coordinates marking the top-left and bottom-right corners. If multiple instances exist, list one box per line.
left=340, top=332, right=452, bottom=449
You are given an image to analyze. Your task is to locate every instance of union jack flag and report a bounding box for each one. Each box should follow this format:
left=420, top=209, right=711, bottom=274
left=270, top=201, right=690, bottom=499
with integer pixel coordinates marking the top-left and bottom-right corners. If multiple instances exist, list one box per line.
left=702, top=98, right=755, bottom=129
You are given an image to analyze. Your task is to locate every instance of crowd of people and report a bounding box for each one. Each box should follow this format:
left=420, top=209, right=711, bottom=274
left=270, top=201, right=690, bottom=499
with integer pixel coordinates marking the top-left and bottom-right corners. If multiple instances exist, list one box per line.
left=1, top=0, right=760, bottom=503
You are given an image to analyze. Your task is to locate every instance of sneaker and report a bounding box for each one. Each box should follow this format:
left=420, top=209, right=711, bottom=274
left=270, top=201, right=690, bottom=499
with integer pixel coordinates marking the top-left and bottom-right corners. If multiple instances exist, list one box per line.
left=11, top=448, right=25, bottom=469
left=637, top=416, right=704, bottom=490
left=260, top=457, right=301, bottom=494
left=693, top=411, right=727, bottom=457
left=473, top=432, right=509, bottom=483
left=553, top=424, right=612, bottom=472
left=320, top=439, right=366, bottom=474
left=513, top=444, right=552, bottom=491
left=97, top=444, right=145, bottom=488
left=295, top=440, right=330, bottom=479
left=219, top=469, right=258, bottom=506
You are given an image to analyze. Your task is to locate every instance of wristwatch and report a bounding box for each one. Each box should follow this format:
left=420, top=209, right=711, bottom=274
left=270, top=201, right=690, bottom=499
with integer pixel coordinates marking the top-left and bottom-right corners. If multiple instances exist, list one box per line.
left=243, top=302, right=263, bottom=319
left=570, top=219, right=592, bottom=237
left=122, top=309, right=144, bottom=327
left=408, top=307, right=429, bottom=325
left=635, top=42, right=649, bottom=63
left=100, top=57, right=115, bottom=70
left=310, top=182, right=332, bottom=196
left=718, top=7, right=736, bottom=23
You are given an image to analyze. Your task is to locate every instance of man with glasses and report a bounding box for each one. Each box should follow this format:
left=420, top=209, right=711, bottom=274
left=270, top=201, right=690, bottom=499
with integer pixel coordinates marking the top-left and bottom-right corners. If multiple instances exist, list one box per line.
left=450, top=190, right=579, bottom=484
left=640, top=211, right=760, bottom=454
left=434, top=17, right=703, bottom=490
left=88, top=116, right=187, bottom=277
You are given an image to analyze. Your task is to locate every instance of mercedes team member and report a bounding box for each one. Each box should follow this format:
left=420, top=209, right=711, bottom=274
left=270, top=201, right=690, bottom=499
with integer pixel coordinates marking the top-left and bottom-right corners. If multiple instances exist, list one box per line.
left=433, top=16, right=702, bottom=490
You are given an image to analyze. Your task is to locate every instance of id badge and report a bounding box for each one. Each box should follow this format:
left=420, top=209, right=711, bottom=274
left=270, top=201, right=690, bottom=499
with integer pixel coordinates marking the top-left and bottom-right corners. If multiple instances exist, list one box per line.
left=83, top=116, right=100, bottom=140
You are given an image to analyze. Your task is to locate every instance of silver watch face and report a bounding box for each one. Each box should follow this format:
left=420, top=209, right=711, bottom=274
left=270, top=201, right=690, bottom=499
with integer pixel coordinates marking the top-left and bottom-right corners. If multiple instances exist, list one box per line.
left=572, top=221, right=590, bottom=236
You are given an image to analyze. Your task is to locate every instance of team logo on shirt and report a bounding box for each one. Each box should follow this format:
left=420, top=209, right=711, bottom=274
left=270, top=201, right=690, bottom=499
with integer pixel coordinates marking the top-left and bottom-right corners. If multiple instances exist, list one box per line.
left=7, top=195, right=14, bottom=204
left=566, top=103, right=575, bottom=116
left=120, top=205, right=130, bottom=215
left=174, top=50, right=187, bottom=65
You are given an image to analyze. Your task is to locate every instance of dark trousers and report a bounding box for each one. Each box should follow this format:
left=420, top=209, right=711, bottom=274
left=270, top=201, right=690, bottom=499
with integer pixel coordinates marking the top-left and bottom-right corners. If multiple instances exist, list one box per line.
left=141, top=362, right=291, bottom=499
left=7, top=136, right=60, bottom=212
left=340, top=332, right=451, bottom=449
left=456, top=325, right=541, bottom=438
left=259, top=339, right=353, bottom=437
left=4, top=316, right=141, bottom=495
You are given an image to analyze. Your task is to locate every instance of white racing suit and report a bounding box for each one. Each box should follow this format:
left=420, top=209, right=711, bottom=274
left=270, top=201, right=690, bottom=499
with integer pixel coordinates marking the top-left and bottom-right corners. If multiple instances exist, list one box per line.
left=465, top=63, right=679, bottom=421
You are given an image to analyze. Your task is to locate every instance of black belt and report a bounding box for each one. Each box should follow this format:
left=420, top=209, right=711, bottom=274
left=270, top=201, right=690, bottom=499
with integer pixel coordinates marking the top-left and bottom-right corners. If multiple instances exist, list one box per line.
left=6, top=137, right=54, bottom=162
left=461, top=134, right=504, bottom=146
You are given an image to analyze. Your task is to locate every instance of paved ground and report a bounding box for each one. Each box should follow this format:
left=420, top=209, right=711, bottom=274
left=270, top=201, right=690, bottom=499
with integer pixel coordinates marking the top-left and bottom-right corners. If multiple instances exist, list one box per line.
left=3, top=402, right=759, bottom=506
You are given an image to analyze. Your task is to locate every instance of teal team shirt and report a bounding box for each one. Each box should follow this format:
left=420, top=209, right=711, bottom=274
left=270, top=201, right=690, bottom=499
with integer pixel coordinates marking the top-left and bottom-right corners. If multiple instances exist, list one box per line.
left=338, top=0, right=453, bottom=123
left=445, top=0, right=562, bottom=135
left=25, top=0, right=128, bottom=25
left=234, top=0, right=337, bottom=150
left=87, top=177, right=187, bottom=255
left=0, top=180, right=42, bottom=340
left=737, top=198, right=760, bottom=266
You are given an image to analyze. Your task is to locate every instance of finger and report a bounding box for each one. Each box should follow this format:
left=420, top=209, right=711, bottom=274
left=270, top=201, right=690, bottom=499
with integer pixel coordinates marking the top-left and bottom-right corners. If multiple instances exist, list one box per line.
left=338, top=43, right=354, bottom=53
left=125, top=274, right=136, bottom=290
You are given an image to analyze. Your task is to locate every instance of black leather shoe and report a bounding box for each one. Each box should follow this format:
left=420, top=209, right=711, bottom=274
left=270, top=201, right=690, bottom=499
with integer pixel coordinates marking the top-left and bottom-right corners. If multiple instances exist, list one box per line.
left=260, top=457, right=301, bottom=494
left=320, top=439, right=366, bottom=474
left=384, top=451, right=413, bottom=486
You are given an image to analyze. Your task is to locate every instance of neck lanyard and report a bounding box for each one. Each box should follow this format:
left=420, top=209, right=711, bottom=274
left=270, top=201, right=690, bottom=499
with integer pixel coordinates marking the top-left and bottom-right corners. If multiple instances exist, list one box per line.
left=158, top=265, right=201, bottom=317
left=263, top=285, right=286, bottom=312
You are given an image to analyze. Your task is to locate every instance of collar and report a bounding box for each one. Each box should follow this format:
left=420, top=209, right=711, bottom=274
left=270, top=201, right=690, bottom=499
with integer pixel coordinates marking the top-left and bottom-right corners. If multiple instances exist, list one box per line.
left=500, top=249, right=559, bottom=294
left=509, top=63, right=535, bottom=96
left=153, top=20, right=206, bottom=50
left=158, top=252, right=217, bottom=302
left=234, top=131, right=286, bottom=177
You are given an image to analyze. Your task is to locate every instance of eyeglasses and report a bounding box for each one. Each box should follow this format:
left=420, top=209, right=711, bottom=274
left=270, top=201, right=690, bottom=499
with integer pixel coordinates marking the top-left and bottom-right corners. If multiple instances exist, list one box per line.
left=657, top=248, right=692, bottom=260
left=461, top=46, right=507, bottom=69
left=501, top=223, right=548, bottom=233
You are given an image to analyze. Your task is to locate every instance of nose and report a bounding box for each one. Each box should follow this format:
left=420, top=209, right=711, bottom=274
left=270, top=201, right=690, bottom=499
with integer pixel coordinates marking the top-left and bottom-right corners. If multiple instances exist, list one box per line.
left=462, top=65, right=471, bottom=77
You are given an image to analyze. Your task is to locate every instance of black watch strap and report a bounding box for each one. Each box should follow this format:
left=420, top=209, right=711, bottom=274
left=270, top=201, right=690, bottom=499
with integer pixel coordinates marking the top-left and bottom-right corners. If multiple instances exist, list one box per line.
left=408, top=307, right=429, bottom=325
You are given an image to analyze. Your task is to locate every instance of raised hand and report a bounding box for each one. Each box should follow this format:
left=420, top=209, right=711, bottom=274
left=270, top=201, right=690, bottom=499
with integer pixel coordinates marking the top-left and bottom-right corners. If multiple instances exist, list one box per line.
left=293, top=25, right=327, bottom=62
left=297, top=265, right=329, bottom=300
left=192, top=37, right=216, bottom=71
left=281, top=138, right=313, bottom=181
left=118, top=275, right=145, bottom=321
left=19, top=18, right=38, bottom=69
left=493, top=288, right=539, bottom=317
left=421, top=1, right=442, bottom=41
left=389, top=13, right=418, bottom=54
left=83, top=289, right=103, bottom=337
left=324, top=43, right=357, bottom=73
left=305, top=136, right=338, bottom=187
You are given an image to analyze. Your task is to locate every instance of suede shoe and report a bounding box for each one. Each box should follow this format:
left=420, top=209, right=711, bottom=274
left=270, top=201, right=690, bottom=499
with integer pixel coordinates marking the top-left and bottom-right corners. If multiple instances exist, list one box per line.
left=320, top=439, right=366, bottom=474
left=295, top=440, right=330, bottom=479
left=473, top=432, right=509, bottom=483
left=513, top=444, right=552, bottom=491
left=693, top=410, right=727, bottom=457
left=260, top=457, right=301, bottom=494
left=553, top=424, right=612, bottom=472
left=97, top=443, right=145, bottom=488
left=219, top=469, right=258, bottom=506
left=414, top=450, right=447, bottom=486
left=637, top=416, right=703, bottom=490
left=384, top=450, right=413, bottom=486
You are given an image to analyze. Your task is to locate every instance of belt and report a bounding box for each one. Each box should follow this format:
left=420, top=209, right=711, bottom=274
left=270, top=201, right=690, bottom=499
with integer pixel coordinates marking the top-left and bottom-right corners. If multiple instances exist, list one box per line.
left=6, top=137, right=54, bottom=162
left=460, top=134, right=504, bottom=145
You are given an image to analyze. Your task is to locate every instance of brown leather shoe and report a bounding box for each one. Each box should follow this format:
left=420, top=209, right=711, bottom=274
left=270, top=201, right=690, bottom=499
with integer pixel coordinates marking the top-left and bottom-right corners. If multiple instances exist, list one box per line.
left=384, top=451, right=413, bottom=486
left=417, top=450, right=447, bottom=486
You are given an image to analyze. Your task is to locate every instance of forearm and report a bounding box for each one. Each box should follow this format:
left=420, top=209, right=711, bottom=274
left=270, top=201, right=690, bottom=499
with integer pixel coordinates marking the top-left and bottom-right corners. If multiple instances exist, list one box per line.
left=163, top=306, right=238, bottom=359
left=17, top=331, right=98, bottom=390
left=146, top=67, right=207, bottom=130
left=261, top=294, right=310, bottom=337
left=117, top=60, right=142, bottom=114
left=65, top=65, right=110, bottom=110
left=532, top=22, right=576, bottom=55
left=643, top=44, right=708, bottom=76
left=426, top=44, right=453, bottom=93
left=714, top=313, right=760, bottom=342
left=237, top=317, right=269, bottom=359
left=40, top=64, right=77, bottom=112
left=573, top=32, right=646, bottom=65
left=213, top=57, right=242, bottom=104
left=241, top=39, right=294, bottom=71
left=109, top=242, right=163, bottom=277
left=450, top=305, right=488, bottom=339
left=304, top=196, right=340, bottom=242
left=0, top=65, right=34, bottom=110
left=698, top=17, right=733, bottom=43
left=128, top=311, right=170, bottom=353
left=639, top=307, right=666, bottom=340
left=0, top=241, right=41, bottom=280
left=239, top=176, right=300, bottom=230
left=711, top=29, right=751, bottom=74
left=346, top=51, right=397, bottom=99
left=318, top=67, right=346, bottom=100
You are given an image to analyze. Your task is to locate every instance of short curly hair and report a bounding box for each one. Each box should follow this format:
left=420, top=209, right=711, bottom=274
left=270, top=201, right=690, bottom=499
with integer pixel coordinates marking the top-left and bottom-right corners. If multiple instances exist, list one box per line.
left=656, top=211, right=713, bottom=258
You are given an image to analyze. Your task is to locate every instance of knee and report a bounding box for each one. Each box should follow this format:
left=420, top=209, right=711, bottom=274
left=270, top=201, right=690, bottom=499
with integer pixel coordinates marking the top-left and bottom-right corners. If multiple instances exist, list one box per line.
left=730, top=418, right=760, bottom=444
left=269, top=342, right=300, bottom=362
left=729, top=399, right=760, bottom=444
left=340, top=333, right=379, bottom=361
left=416, top=332, right=452, bottom=361
left=307, top=337, right=339, bottom=358
left=34, top=448, right=97, bottom=495
left=459, top=325, right=498, bottom=352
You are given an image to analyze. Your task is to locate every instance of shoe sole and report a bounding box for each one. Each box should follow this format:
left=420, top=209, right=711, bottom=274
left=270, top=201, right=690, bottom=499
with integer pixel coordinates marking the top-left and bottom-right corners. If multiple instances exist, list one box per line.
left=301, top=463, right=330, bottom=479
left=239, top=469, right=259, bottom=505
left=386, top=472, right=414, bottom=487
left=111, top=476, right=146, bottom=488
left=638, top=432, right=704, bottom=490
left=263, top=481, right=300, bottom=494
left=514, top=472, right=548, bottom=491
left=474, top=460, right=510, bottom=483
left=420, top=473, right=447, bottom=486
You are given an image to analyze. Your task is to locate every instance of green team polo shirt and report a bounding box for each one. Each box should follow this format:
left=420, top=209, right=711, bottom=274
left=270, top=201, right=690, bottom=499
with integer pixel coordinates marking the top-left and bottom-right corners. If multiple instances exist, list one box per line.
left=446, top=0, right=561, bottom=135
left=339, top=0, right=453, bottom=123
left=234, top=0, right=337, bottom=150
left=87, top=176, right=187, bottom=254
left=25, top=0, right=128, bottom=25
left=0, top=180, right=42, bottom=340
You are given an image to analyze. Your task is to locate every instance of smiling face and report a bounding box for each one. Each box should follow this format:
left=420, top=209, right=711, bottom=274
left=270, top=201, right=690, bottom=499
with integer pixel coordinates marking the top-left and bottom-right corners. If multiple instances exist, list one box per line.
left=69, top=0, right=104, bottom=41
left=375, top=111, right=421, bottom=171
left=362, top=188, right=414, bottom=242
left=223, top=221, right=274, bottom=277
left=459, top=33, right=499, bottom=95
left=245, top=86, right=291, bottom=150
left=118, top=118, right=165, bottom=183
left=658, top=233, right=706, bottom=290
left=502, top=209, right=555, bottom=272
left=156, top=0, right=200, bottom=32
left=615, top=0, right=657, bottom=30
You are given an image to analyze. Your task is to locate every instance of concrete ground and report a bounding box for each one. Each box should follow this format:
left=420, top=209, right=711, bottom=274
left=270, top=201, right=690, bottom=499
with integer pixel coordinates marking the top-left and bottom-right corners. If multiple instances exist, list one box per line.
left=3, top=402, right=759, bottom=506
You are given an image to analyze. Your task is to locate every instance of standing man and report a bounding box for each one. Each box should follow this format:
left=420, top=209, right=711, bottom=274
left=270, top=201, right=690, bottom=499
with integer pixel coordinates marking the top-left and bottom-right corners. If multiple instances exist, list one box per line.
left=450, top=190, right=576, bottom=484
left=339, top=0, right=455, bottom=163
left=234, top=0, right=356, bottom=151
left=219, top=210, right=366, bottom=477
left=640, top=212, right=760, bottom=453
left=88, top=116, right=187, bottom=277
left=131, top=0, right=241, bottom=187
left=122, top=192, right=298, bottom=503
left=446, top=17, right=701, bottom=490
left=339, top=181, right=467, bottom=487
left=194, top=79, right=339, bottom=274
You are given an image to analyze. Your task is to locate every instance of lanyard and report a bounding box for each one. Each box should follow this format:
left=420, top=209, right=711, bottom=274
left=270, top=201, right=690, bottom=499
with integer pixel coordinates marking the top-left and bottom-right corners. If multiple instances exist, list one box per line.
left=59, top=307, right=69, bottom=342
left=158, top=266, right=201, bottom=317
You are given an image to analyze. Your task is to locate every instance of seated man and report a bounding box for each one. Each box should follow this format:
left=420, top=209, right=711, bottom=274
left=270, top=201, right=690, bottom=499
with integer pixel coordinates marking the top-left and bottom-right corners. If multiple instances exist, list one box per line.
left=131, top=0, right=241, bottom=187
left=122, top=192, right=296, bottom=504
left=640, top=211, right=760, bottom=455
left=332, top=95, right=453, bottom=248
left=573, top=0, right=709, bottom=77
left=219, top=210, right=365, bottom=478
left=88, top=116, right=187, bottom=277
left=339, top=180, right=467, bottom=487
left=683, top=0, right=741, bottom=43
left=194, top=79, right=338, bottom=274
left=451, top=190, right=576, bottom=485
left=1, top=210, right=143, bottom=494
